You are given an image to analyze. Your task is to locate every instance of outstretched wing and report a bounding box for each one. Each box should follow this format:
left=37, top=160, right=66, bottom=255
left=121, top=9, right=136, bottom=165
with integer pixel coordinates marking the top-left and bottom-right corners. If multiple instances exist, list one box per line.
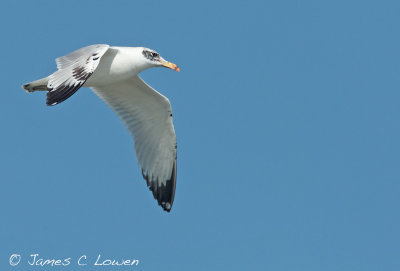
left=91, top=76, right=177, bottom=212
left=47, top=44, right=110, bottom=106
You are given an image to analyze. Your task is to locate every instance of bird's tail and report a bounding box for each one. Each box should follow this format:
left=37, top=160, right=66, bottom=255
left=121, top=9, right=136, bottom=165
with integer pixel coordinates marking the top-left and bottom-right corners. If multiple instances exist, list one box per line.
left=22, top=77, right=49, bottom=92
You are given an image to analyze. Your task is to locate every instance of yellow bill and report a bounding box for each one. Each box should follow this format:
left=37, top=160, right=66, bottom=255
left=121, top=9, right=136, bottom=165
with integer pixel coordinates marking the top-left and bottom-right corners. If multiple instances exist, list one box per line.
left=162, top=61, right=180, bottom=72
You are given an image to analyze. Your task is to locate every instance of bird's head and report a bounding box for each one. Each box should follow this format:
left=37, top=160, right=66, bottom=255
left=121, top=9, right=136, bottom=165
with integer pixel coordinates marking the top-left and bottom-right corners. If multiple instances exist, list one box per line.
left=141, top=48, right=180, bottom=72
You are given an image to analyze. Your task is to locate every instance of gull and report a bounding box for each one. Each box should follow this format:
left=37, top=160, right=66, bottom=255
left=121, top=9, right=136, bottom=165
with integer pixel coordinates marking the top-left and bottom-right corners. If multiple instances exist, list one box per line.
left=22, top=44, right=180, bottom=212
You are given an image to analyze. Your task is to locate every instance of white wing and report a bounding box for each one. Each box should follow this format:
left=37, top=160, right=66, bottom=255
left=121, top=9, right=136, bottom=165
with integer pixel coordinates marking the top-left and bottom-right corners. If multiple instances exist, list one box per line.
left=91, top=76, right=177, bottom=212
left=46, top=44, right=110, bottom=106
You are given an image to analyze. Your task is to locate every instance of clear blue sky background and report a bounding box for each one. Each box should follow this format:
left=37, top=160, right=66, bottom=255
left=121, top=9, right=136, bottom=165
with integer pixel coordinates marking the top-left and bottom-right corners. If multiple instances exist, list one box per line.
left=1, top=0, right=399, bottom=270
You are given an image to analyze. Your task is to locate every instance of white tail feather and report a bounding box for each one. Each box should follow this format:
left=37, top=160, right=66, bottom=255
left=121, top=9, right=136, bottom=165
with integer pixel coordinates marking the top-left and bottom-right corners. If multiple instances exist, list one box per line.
left=22, top=77, right=49, bottom=92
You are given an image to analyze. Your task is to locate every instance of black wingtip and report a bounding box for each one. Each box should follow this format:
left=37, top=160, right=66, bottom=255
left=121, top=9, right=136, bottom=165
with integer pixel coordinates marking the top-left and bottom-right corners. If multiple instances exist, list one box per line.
left=46, top=82, right=83, bottom=106
left=142, top=161, right=177, bottom=212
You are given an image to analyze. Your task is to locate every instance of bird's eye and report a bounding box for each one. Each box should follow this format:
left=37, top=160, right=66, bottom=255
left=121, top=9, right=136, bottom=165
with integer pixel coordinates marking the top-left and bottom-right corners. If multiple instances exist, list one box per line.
left=142, top=50, right=159, bottom=60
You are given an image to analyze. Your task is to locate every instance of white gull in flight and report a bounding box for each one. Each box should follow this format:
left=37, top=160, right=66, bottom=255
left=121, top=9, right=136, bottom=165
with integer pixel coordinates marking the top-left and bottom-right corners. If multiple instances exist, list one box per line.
left=23, top=44, right=180, bottom=212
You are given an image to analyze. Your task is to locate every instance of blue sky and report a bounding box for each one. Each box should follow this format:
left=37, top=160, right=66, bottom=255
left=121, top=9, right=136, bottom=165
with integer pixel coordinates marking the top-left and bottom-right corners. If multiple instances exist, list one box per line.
left=1, top=0, right=400, bottom=270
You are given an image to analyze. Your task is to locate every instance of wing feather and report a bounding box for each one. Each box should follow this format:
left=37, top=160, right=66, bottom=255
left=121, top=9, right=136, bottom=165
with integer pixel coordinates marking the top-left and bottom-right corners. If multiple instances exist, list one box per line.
left=47, top=44, right=110, bottom=106
left=91, top=76, right=177, bottom=212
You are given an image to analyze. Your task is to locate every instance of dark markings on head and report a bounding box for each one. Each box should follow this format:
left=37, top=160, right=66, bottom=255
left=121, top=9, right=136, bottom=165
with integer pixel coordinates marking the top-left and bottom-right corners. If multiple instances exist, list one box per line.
left=142, top=49, right=160, bottom=61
